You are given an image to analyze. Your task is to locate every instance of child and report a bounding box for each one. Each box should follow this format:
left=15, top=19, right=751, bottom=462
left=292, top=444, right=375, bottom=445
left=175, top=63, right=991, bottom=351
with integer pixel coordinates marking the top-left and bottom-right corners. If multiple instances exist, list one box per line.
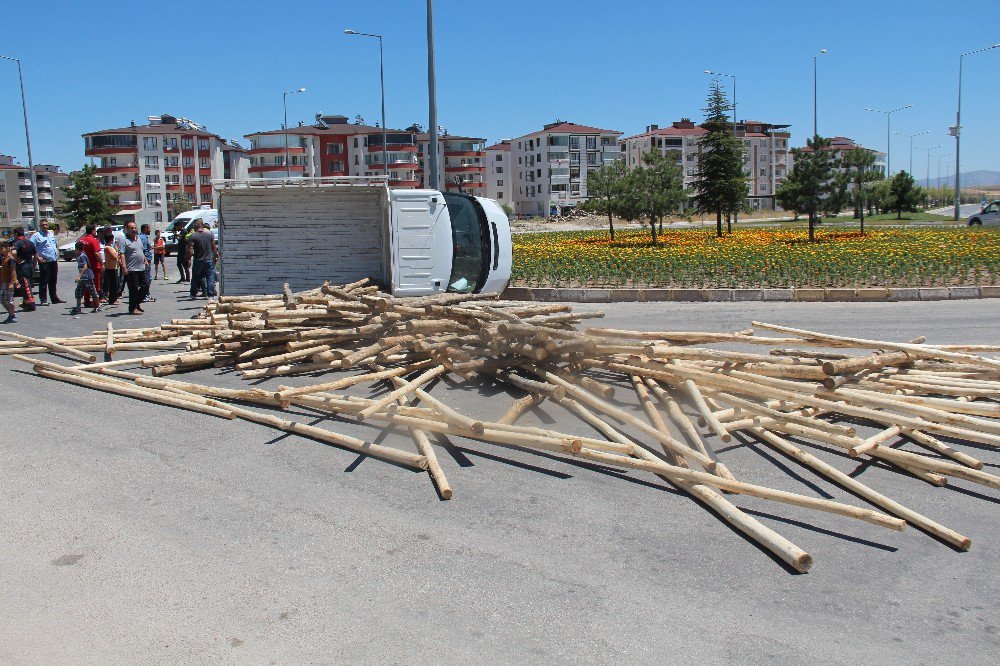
left=1, top=242, right=17, bottom=323
left=153, top=229, right=167, bottom=280
left=71, top=241, right=102, bottom=315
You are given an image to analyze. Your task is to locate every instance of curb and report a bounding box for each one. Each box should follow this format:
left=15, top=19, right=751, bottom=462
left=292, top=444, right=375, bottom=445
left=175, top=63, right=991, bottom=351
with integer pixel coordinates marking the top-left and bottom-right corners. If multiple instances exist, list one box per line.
left=502, top=286, right=1000, bottom=303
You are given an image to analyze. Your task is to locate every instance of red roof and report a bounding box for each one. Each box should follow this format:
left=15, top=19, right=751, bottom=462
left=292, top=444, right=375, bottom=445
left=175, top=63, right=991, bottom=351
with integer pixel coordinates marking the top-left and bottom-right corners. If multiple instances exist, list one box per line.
left=485, top=142, right=511, bottom=152
left=526, top=121, right=621, bottom=136
left=623, top=126, right=707, bottom=140
left=83, top=124, right=221, bottom=139
left=245, top=123, right=405, bottom=138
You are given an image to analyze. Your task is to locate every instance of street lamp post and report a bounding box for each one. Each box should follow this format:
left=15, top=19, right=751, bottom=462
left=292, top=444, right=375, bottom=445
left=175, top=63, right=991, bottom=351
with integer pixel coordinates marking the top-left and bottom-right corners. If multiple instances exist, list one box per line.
left=953, top=43, right=999, bottom=220
left=894, top=130, right=929, bottom=175
left=704, top=70, right=739, bottom=224
left=0, top=55, right=40, bottom=227
left=916, top=145, right=941, bottom=190
left=283, top=87, right=307, bottom=179
left=865, top=104, right=912, bottom=176
left=345, top=29, right=388, bottom=181
left=813, top=49, right=827, bottom=138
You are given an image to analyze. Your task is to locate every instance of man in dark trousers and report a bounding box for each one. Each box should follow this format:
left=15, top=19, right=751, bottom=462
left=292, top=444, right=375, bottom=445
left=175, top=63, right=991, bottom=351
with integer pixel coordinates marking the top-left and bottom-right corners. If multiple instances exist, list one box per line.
left=11, top=227, right=37, bottom=310
left=78, top=224, right=104, bottom=307
left=30, top=219, right=63, bottom=304
left=175, top=226, right=190, bottom=283
left=122, top=221, right=149, bottom=315
left=187, top=220, right=218, bottom=299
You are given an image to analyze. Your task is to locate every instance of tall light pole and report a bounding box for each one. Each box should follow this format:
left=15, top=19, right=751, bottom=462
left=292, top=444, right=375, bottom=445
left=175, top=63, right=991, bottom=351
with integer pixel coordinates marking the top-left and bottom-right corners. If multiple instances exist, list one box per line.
left=283, top=87, right=307, bottom=178
left=426, top=0, right=439, bottom=190
left=705, top=70, right=739, bottom=224
left=345, top=29, right=388, bottom=180
left=1, top=55, right=40, bottom=227
left=937, top=153, right=950, bottom=193
left=916, top=144, right=941, bottom=190
left=953, top=43, right=999, bottom=220
left=813, top=49, right=827, bottom=138
left=865, top=104, right=911, bottom=175
left=894, top=130, right=929, bottom=175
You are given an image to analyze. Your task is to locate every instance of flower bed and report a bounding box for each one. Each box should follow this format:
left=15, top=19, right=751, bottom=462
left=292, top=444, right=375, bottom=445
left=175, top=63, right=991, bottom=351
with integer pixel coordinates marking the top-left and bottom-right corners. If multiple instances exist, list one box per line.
left=512, top=226, right=1000, bottom=289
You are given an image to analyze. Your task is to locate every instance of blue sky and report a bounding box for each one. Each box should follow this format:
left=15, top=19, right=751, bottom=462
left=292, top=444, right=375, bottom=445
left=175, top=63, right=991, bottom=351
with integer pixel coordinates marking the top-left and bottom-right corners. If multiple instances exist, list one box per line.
left=1, top=0, right=998, bottom=182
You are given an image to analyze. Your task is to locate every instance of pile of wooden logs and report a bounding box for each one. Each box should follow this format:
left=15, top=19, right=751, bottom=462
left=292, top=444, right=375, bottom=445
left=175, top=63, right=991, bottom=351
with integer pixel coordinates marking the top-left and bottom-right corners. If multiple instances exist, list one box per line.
left=4, top=278, right=998, bottom=572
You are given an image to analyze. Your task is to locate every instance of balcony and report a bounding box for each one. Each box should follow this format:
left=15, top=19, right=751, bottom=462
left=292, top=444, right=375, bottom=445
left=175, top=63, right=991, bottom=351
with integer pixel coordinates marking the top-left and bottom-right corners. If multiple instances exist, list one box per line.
left=38, top=192, right=52, bottom=200
left=95, top=165, right=139, bottom=174
left=119, top=202, right=142, bottom=211
left=249, top=146, right=305, bottom=155
left=164, top=165, right=180, bottom=172
left=444, top=150, right=484, bottom=158
left=368, top=144, right=417, bottom=152
left=249, top=164, right=304, bottom=173
left=389, top=179, right=420, bottom=188
left=444, top=165, right=485, bottom=173
left=85, top=146, right=137, bottom=156
left=446, top=180, right=485, bottom=189
left=101, top=182, right=141, bottom=191
left=367, top=161, right=418, bottom=170
left=549, top=159, right=569, bottom=169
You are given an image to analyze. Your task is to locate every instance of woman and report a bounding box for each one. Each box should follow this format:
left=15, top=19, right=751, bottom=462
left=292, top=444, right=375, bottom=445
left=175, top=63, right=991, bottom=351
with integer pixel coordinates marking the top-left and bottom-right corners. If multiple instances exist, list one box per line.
left=102, top=229, right=122, bottom=305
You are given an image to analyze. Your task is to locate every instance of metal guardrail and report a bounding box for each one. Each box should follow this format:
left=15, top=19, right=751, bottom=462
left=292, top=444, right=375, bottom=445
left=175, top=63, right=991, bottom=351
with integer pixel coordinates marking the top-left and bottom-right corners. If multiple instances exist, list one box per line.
left=212, top=175, right=390, bottom=190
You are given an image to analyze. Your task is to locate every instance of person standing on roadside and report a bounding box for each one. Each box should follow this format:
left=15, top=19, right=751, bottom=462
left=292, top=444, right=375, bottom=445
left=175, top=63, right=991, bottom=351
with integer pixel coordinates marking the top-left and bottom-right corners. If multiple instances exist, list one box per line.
left=139, top=224, right=155, bottom=301
left=11, top=227, right=37, bottom=310
left=187, top=220, right=218, bottom=299
left=102, top=228, right=122, bottom=306
left=122, top=221, right=150, bottom=315
left=70, top=241, right=101, bottom=315
left=153, top=230, right=167, bottom=280
left=175, top=226, right=191, bottom=283
left=1, top=242, right=18, bottom=323
left=79, top=225, right=104, bottom=307
left=30, top=219, right=62, bottom=305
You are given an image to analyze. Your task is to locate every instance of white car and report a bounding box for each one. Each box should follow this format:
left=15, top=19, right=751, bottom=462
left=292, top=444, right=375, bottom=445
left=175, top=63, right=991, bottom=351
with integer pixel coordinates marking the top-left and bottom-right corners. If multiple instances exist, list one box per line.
left=967, top=201, right=1000, bottom=227
left=60, top=225, right=123, bottom=261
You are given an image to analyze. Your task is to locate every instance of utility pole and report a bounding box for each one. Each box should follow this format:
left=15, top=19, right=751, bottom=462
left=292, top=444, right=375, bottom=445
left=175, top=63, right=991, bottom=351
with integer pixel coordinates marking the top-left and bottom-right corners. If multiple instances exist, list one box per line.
left=953, top=44, right=999, bottom=220
left=427, top=0, right=439, bottom=190
left=1, top=55, right=40, bottom=227
left=283, top=88, right=307, bottom=178
left=813, top=49, right=827, bottom=138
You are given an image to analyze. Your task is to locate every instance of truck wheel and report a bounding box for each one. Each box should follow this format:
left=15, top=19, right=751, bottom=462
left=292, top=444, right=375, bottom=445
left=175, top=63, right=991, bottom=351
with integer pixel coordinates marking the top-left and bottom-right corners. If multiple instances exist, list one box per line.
left=969, top=218, right=982, bottom=226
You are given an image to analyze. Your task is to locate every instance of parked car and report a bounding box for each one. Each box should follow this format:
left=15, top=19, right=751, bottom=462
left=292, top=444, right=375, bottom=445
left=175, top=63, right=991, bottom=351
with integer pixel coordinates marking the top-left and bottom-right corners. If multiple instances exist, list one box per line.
left=967, top=201, right=1000, bottom=227
left=60, top=225, right=123, bottom=261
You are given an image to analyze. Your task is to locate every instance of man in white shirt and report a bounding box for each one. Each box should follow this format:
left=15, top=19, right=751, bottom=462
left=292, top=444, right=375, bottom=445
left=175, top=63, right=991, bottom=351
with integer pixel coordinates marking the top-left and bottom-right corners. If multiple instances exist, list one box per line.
left=29, top=219, right=63, bottom=304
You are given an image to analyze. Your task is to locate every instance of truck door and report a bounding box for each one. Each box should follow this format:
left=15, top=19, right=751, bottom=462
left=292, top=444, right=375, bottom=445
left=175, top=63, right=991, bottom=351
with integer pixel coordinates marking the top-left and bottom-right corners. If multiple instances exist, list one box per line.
left=390, top=190, right=451, bottom=296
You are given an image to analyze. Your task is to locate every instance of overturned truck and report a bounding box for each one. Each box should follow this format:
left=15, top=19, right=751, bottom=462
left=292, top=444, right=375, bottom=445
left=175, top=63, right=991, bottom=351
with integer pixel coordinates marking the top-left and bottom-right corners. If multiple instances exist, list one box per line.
left=215, top=176, right=512, bottom=297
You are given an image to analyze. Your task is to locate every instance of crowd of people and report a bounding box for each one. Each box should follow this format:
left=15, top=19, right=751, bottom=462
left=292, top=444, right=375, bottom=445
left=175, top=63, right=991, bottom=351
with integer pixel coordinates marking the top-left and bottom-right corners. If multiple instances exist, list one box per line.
left=0, top=218, right=219, bottom=324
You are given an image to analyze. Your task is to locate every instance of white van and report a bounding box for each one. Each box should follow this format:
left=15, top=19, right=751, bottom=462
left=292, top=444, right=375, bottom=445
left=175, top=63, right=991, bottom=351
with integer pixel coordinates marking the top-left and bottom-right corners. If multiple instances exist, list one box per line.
left=163, top=206, right=218, bottom=255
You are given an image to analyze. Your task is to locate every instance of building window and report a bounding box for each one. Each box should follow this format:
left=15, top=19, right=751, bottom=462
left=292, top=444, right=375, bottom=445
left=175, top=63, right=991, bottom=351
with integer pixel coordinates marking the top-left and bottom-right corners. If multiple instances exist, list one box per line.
left=497, top=192, right=504, bottom=199
left=354, top=155, right=359, bottom=165
left=183, top=157, right=192, bottom=167
left=328, top=161, right=344, bottom=171
left=109, top=157, right=117, bottom=167
left=154, top=211, right=163, bottom=222
left=145, top=174, right=160, bottom=184
left=145, top=156, right=159, bottom=168
left=200, top=157, right=208, bottom=169
left=142, top=137, right=158, bottom=150
left=200, top=175, right=209, bottom=185
left=353, top=138, right=359, bottom=148
left=182, top=138, right=192, bottom=149
left=169, top=156, right=178, bottom=166
left=184, top=175, right=194, bottom=185
left=198, top=139, right=209, bottom=151
left=145, top=193, right=160, bottom=205
left=760, top=168, right=768, bottom=176
left=586, top=137, right=596, bottom=150
left=497, top=179, right=503, bottom=186
left=326, top=144, right=343, bottom=155
left=496, top=166, right=503, bottom=174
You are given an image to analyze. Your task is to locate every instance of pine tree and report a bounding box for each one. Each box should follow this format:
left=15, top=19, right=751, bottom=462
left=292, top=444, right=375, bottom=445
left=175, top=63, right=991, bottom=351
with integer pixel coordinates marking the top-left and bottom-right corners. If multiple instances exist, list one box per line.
left=580, top=159, right=629, bottom=241
left=841, top=148, right=881, bottom=234
left=693, top=81, right=747, bottom=238
left=634, top=150, right=686, bottom=245
left=59, top=164, right=120, bottom=231
left=886, top=170, right=924, bottom=219
left=776, top=135, right=839, bottom=242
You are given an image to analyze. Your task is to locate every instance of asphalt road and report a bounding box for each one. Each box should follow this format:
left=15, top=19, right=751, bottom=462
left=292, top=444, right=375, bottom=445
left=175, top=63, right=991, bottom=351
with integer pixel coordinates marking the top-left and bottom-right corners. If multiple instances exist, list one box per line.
left=1, top=284, right=997, bottom=664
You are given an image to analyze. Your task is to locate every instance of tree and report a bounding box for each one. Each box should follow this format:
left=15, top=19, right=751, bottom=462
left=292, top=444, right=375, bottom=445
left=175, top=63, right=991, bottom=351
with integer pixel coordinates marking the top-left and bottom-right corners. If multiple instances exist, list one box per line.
left=886, top=170, right=924, bottom=219
left=693, top=81, right=747, bottom=238
left=580, top=159, right=629, bottom=241
left=59, top=164, right=119, bottom=231
left=775, top=135, right=839, bottom=242
left=500, top=202, right=514, bottom=220
left=840, top=149, right=882, bottom=234
left=168, top=195, right=193, bottom=220
left=634, top=150, right=686, bottom=245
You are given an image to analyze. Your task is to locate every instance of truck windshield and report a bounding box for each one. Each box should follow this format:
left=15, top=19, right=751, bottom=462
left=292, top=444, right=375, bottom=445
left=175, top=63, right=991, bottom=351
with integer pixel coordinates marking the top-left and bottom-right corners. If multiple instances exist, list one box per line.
left=443, top=193, right=491, bottom=293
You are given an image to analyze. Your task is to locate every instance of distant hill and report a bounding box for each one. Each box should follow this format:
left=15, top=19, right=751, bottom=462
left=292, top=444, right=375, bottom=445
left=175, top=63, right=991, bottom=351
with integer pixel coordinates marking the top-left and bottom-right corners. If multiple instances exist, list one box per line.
left=923, top=170, right=1000, bottom=188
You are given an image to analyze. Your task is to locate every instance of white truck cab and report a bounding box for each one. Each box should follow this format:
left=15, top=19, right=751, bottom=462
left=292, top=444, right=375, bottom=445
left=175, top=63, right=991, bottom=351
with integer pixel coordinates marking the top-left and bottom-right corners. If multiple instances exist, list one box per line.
left=163, top=206, right=219, bottom=254
left=215, top=177, right=512, bottom=297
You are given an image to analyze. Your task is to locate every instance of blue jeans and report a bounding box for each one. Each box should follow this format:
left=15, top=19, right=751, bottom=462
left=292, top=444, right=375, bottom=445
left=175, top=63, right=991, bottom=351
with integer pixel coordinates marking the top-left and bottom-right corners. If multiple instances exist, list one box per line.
left=190, top=259, right=215, bottom=297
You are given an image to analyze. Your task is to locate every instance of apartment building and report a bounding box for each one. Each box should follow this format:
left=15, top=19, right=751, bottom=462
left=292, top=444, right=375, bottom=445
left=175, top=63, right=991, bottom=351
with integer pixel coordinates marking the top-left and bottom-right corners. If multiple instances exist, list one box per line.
left=244, top=114, right=419, bottom=187
left=83, top=114, right=246, bottom=229
left=795, top=136, right=887, bottom=176
left=511, top=121, right=623, bottom=217
left=0, top=154, right=70, bottom=231
left=621, top=118, right=793, bottom=211
left=414, top=132, right=487, bottom=193
left=484, top=140, right=512, bottom=204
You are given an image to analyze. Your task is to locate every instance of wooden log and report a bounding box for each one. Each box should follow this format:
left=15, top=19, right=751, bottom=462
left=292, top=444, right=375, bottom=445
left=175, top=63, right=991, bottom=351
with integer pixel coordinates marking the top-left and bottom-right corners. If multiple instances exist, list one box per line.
left=0, top=331, right=96, bottom=363
left=497, top=394, right=544, bottom=425
left=850, top=426, right=901, bottom=457
left=750, top=428, right=970, bottom=550
left=274, top=360, right=435, bottom=402
left=575, top=447, right=906, bottom=531
left=822, top=351, right=915, bottom=376
left=105, top=324, right=115, bottom=358
left=752, top=321, right=1000, bottom=371
left=678, top=373, right=731, bottom=443
left=901, top=429, right=983, bottom=470
left=356, top=365, right=448, bottom=421
left=413, top=387, right=485, bottom=435
left=643, top=379, right=714, bottom=460
left=386, top=375, right=452, bottom=499
left=867, top=446, right=1000, bottom=491
left=709, top=391, right=858, bottom=439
